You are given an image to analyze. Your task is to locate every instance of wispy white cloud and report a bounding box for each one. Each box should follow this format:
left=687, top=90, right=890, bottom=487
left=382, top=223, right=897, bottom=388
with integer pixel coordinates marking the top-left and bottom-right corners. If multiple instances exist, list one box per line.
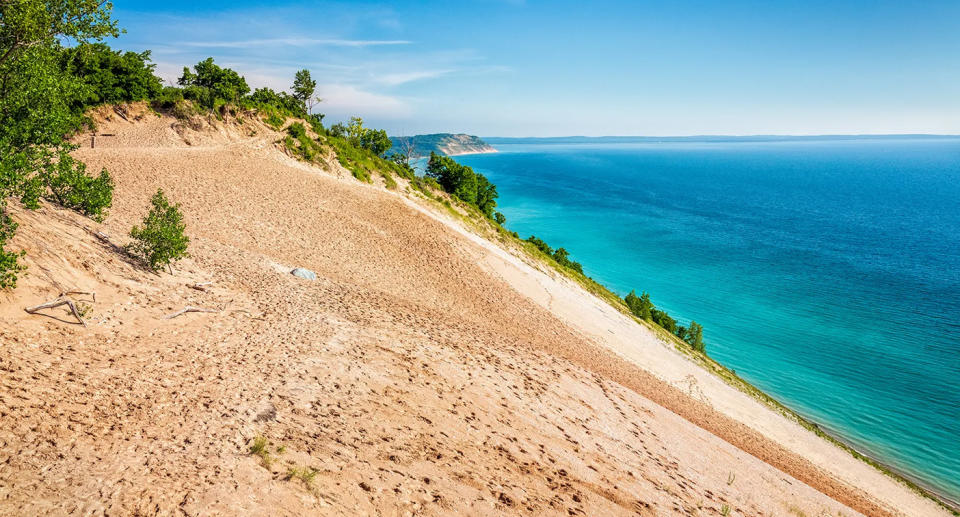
left=317, top=84, right=412, bottom=119
left=182, top=38, right=411, bottom=49
left=374, top=69, right=455, bottom=86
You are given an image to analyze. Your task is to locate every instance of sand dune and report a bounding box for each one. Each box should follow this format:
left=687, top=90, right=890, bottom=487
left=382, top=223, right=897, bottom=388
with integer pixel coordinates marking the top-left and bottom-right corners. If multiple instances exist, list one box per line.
left=0, top=108, right=945, bottom=516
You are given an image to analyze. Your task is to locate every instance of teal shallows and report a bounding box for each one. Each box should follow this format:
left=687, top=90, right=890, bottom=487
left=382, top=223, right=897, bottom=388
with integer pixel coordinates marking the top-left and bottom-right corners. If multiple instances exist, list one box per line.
left=457, top=137, right=960, bottom=501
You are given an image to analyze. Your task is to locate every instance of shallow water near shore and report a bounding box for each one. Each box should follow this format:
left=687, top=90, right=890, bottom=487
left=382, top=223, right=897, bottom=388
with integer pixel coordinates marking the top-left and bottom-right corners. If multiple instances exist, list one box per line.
left=457, top=136, right=960, bottom=502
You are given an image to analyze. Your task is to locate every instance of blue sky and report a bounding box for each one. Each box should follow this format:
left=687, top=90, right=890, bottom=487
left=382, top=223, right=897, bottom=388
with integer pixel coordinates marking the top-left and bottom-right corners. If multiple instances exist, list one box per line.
left=113, top=0, right=960, bottom=136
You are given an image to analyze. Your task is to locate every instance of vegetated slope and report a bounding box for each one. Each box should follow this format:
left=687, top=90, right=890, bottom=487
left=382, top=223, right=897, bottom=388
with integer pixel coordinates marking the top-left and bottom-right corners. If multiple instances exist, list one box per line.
left=391, top=133, right=496, bottom=157
left=0, top=108, right=907, bottom=516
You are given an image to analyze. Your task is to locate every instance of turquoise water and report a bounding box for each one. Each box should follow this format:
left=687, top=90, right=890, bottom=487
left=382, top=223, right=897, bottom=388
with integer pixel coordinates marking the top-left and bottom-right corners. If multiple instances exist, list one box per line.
left=456, top=137, right=960, bottom=502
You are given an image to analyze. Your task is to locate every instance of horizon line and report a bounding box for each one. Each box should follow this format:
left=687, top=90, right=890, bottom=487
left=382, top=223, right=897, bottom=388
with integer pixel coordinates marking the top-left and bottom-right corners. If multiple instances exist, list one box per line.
left=474, top=133, right=960, bottom=139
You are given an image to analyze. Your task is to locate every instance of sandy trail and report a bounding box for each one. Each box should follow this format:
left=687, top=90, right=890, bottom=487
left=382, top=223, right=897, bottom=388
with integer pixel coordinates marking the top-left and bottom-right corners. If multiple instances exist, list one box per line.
left=0, top=110, right=944, bottom=516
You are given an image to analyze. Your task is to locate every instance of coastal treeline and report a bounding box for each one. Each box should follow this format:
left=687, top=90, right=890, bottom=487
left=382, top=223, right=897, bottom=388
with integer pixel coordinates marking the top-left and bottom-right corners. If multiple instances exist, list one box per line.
left=425, top=153, right=499, bottom=218
left=525, top=236, right=584, bottom=274
left=625, top=290, right=705, bottom=352
left=523, top=232, right=707, bottom=352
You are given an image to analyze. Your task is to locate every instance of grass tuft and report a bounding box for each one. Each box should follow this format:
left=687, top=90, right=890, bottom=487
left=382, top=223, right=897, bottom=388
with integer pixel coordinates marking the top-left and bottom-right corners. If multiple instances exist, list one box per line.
left=286, top=466, right=318, bottom=485
left=249, top=435, right=273, bottom=467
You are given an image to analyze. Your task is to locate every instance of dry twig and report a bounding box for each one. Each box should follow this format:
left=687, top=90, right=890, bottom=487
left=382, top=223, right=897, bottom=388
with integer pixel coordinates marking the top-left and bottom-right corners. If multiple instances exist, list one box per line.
left=187, top=282, right=213, bottom=292
left=60, top=290, right=96, bottom=302
left=164, top=306, right=220, bottom=319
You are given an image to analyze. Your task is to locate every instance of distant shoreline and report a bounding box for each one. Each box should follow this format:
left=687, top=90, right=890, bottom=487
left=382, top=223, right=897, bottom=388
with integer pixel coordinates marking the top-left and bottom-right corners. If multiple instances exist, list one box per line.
left=483, top=134, right=960, bottom=145
left=444, top=148, right=499, bottom=157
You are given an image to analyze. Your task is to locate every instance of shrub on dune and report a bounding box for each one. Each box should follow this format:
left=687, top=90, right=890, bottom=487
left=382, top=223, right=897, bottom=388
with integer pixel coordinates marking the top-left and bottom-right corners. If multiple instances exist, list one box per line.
left=127, top=189, right=190, bottom=273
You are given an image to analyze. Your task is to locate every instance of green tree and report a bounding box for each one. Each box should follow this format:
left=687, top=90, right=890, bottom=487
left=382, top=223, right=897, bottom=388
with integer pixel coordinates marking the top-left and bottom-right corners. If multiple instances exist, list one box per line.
left=292, top=69, right=316, bottom=113
left=552, top=247, right=584, bottom=274
left=686, top=321, right=705, bottom=352
left=475, top=173, right=498, bottom=217
left=493, top=212, right=506, bottom=225
left=625, top=290, right=653, bottom=320
left=127, top=189, right=190, bottom=272
left=345, top=116, right=366, bottom=144
left=178, top=57, right=249, bottom=109
left=652, top=308, right=677, bottom=334
left=426, top=152, right=494, bottom=209
left=359, top=128, right=392, bottom=156
left=60, top=43, right=162, bottom=110
left=247, top=86, right=304, bottom=117
left=525, top=235, right=553, bottom=255
left=452, top=165, right=477, bottom=204
left=625, top=290, right=639, bottom=313
left=1, top=0, right=119, bottom=287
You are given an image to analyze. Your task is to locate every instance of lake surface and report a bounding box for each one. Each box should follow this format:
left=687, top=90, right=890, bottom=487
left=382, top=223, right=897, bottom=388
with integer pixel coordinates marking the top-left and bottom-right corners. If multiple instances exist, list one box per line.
left=456, top=137, right=960, bottom=501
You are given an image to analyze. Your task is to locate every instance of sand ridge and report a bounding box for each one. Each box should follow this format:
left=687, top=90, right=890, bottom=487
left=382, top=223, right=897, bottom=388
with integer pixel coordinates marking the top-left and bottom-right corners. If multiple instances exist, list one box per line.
left=0, top=108, right=943, bottom=516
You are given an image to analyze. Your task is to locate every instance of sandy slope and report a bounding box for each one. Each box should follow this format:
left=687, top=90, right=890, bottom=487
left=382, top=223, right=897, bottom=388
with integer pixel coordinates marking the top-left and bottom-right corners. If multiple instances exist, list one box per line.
left=0, top=108, right=944, bottom=516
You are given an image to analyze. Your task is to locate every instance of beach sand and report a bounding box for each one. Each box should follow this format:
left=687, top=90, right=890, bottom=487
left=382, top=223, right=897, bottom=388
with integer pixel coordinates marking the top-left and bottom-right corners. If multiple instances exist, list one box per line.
left=0, top=107, right=946, bottom=516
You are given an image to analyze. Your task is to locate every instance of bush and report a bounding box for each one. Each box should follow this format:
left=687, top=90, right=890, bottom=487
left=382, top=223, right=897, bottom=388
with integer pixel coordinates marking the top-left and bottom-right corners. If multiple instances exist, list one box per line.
left=284, top=123, right=324, bottom=163
left=0, top=212, right=25, bottom=289
left=127, top=189, right=189, bottom=272
left=552, top=247, right=584, bottom=274
left=151, top=86, right=185, bottom=110
left=526, top=235, right=553, bottom=255
left=43, top=152, right=113, bottom=221
left=287, top=122, right=306, bottom=139
left=264, top=111, right=285, bottom=130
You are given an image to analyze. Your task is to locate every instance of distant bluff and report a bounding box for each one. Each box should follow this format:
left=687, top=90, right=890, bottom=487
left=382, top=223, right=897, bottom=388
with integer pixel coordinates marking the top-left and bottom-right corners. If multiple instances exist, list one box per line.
left=390, top=133, right=496, bottom=157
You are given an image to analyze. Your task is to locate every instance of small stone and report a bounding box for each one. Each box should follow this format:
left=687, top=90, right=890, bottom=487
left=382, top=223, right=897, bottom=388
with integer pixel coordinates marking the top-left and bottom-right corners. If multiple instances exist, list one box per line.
left=290, top=268, right=317, bottom=281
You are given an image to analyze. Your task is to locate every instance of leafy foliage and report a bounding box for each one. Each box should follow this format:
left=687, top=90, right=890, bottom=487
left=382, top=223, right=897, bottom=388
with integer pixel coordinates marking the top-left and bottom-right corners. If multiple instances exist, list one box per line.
left=284, top=122, right=324, bottom=162
left=329, top=117, right=392, bottom=156
left=43, top=151, right=113, bottom=221
left=328, top=135, right=406, bottom=183
left=127, top=189, right=190, bottom=272
left=60, top=43, right=162, bottom=110
left=526, top=235, right=553, bottom=255
left=1, top=0, right=119, bottom=287
left=624, top=290, right=653, bottom=321
left=426, top=152, right=498, bottom=216
left=0, top=214, right=25, bottom=289
left=623, top=288, right=706, bottom=353
left=247, top=87, right=304, bottom=117
left=291, top=69, right=316, bottom=112
left=525, top=235, right=584, bottom=274
left=686, top=321, right=705, bottom=352
left=552, top=247, right=584, bottom=274
left=178, top=57, right=250, bottom=110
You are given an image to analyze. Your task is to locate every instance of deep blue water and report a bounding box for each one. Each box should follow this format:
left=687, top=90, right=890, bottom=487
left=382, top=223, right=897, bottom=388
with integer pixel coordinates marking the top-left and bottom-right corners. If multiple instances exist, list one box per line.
left=456, top=137, right=960, bottom=501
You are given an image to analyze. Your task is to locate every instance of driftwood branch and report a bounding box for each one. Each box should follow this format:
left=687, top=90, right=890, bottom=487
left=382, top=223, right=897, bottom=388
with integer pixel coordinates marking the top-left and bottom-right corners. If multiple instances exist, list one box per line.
left=187, top=282, right=213, bottom=292
left=25, top=297, right=87, bottom=327
left=60, top=290, right=96, bottom=302
left=164, top=306, right=220, bottom=320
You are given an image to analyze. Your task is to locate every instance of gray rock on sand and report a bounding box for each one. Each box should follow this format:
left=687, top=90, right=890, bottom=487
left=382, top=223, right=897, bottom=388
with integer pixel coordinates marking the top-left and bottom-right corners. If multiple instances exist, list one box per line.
left=290, top=267, right=317, bottom=281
